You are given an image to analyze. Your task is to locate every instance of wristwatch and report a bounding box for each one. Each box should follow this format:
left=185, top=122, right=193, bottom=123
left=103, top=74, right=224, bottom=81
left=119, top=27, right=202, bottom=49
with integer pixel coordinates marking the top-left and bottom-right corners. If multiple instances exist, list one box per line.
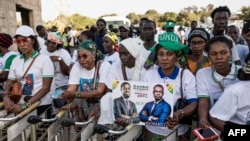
left=58, top=57, right=62, bottom=61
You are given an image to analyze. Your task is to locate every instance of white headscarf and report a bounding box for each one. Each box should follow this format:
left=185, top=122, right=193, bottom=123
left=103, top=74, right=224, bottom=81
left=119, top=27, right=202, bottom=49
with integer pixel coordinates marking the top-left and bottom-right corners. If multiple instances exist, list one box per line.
left=120, top=38, right=141, bottom=81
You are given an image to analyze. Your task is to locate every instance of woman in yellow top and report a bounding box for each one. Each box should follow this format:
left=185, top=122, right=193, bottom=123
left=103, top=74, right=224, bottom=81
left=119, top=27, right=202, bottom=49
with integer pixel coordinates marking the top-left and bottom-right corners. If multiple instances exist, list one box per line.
left=186, top=28, right=211, bottom=74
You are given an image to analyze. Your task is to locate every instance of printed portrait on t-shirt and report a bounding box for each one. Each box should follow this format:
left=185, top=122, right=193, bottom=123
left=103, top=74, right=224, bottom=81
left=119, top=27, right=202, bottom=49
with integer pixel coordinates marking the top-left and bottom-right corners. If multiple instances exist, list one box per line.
left=22, top=73, right=34, bottom=95
left=79, top=78, right=99, bottom=91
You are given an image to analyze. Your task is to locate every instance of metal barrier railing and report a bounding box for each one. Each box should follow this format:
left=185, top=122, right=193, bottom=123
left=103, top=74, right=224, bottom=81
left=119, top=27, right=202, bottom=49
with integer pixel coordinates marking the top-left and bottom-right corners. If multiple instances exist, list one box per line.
left=60, top=116, right=95, bottom=141
left=27, top=103, right=72, bottom=141
left=0, top=101, right=40, bottom=141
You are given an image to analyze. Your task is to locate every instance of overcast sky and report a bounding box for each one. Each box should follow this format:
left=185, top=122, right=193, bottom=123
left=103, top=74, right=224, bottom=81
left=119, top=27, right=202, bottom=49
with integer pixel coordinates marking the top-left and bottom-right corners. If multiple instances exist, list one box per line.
left=41, top=0, right=250, bottom=22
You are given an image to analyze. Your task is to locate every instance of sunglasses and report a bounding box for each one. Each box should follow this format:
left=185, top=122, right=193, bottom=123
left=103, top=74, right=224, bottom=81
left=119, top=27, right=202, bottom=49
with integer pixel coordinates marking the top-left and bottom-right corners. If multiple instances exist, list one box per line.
left=46, top=40, right=57, bottom=46
left=14, top=38, right=31, bottom=44
left=77, top=54, right=91, bottom=60
left=78, top=39, right=83, bottom=44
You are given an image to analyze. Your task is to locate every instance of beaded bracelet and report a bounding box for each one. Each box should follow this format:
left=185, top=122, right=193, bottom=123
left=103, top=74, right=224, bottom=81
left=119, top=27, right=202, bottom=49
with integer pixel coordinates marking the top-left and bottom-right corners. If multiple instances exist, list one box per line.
left=21, top=104, right=27, bottom=111
left=76, top=91, right=81, bottom=98
left=199, top=119, right=209, bottom=125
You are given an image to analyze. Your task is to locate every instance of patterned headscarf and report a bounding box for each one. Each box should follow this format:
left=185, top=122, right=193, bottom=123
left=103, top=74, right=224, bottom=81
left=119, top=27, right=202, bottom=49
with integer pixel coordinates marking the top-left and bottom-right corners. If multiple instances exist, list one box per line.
left=78, top=40, right=104, bottom=62
left=188, top=28, right=210, bottom=42
left=47, top=32, right=63, bottom=44
left=104, top=32, right=119, bottom=45
left=0, top=33, right=13, bottom=48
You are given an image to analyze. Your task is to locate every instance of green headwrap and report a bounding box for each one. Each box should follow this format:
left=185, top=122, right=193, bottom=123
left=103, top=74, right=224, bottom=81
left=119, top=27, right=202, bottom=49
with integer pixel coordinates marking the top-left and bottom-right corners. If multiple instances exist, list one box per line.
left=144, top=32, right=189, bottom=69
left=78, top=40, right=104, bottom=62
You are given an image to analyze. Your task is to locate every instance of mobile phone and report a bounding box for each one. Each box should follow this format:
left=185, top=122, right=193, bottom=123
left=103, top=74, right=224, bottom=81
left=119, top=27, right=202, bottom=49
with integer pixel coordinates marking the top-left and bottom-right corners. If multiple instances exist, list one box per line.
left=52, top=89, right=64, bottom=99
left=193, top=127, right=219, bottom=141
left=242, top=19, right=250, bottom=34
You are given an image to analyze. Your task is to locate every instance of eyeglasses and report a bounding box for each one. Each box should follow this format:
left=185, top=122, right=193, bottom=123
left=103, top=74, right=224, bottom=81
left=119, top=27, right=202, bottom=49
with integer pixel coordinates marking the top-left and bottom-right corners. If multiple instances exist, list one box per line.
left=190, top=41, right=206, bottom=46
left=77, top=54, right=91, bottom=60
left=78, top=39, right=83, bottom=43
left=46, top=40, right=57, bottom=46
left=14, top=38, right=31, bottom=44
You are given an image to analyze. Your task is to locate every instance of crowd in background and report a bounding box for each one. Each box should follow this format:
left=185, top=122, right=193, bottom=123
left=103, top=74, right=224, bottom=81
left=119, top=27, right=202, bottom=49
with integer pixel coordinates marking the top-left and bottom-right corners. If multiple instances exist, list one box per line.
left=0, top=5, right=250, bottom=141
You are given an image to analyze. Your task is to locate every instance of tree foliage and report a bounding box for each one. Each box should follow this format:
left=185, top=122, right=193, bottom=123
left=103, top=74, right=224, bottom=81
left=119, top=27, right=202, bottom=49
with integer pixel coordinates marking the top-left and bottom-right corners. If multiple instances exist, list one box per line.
left=240, top=6, right=250, bottom=19
left=160, top=12, right=178, bottom=23
left=126, top=12, right=139, bottom=24
left=44, top=14, right=95, bottom=33
left=145, top=9, right=160, bottom=23
left=67, top=14, right=96, bottom=30
left=43, top=4, right=250, bottom=32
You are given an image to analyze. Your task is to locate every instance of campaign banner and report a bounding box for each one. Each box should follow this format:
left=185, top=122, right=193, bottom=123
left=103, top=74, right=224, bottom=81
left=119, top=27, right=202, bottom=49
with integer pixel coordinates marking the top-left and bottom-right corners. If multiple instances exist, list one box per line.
left=112, top=80, right=174, bottom=127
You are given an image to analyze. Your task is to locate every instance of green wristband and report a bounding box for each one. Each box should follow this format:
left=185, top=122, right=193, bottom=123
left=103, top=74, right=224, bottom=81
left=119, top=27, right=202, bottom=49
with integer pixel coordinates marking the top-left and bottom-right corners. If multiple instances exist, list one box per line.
left=77, top=92, right=81, bottom=98
left=21, top=104, right=26, bottom=111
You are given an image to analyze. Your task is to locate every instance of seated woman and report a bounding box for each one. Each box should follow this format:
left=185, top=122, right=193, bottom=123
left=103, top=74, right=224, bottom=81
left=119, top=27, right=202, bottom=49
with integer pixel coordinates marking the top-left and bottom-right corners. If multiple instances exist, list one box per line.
left=3, top=25, right=54, bottom=115
left=197, top=36, right=241, bottom=128
left=209, top=53, right=250, bottom=133
left=142, top=32, right=197, bottom=141
left=186, top=28, right=211, bottom=74
left=60, top=40, right=111, bottom=138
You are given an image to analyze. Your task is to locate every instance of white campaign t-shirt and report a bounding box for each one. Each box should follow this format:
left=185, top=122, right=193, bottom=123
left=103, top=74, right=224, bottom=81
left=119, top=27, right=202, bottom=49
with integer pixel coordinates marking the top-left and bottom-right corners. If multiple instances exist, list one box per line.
left=107, top=61, right=135, bottom=89
left=69, top=61, right=110, bottom=85
left=141, top=66, right=197, bottom=136
left=196, top=64, right=241, bottom=107
left=68, top=61, right=112, bottom=124
left=1, top=51, right=18, bottom=71
left=138, top=43, right=153, bottom=66
left=8, top=53, right=54, bottom=105
left=71, top=49, right=78, bottom=64
left=210, top=81, right=250, bottom=125
left=40, top=48, right=71, bottom=89
left=37, top=36, right=46, bottom=50
left=134, top=36, right=144, bottom=46
left=103, top=52, right=119, bottom=65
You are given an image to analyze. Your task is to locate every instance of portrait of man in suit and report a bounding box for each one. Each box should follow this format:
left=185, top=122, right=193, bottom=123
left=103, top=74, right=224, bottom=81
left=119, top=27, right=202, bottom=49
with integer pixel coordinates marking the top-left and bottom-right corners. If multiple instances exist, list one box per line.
left=139, top=84, right=171, bottom=124
left=113, top=82, right=140, bottom=125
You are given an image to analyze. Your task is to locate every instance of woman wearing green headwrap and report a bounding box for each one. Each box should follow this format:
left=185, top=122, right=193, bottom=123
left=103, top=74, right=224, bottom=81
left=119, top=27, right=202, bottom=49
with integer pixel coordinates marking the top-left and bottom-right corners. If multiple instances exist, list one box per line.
left=141, top=32, right=197, bottom=141
left=60, top=40, right=111, bottom=139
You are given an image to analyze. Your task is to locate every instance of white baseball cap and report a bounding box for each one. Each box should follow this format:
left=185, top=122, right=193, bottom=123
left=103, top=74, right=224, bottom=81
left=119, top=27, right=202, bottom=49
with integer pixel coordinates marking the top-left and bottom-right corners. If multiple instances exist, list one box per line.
left=14, top=25, right=35, bottom=38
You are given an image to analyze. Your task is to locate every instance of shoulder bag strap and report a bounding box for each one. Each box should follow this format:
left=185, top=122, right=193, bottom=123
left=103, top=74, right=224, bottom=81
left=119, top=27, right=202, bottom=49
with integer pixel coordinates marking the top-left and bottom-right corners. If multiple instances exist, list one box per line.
left=21, top=54, right=39, bottom=79
left=93, top=61, right=101, bottom=89
left=180, top=68, right=185, bottom=99
left=122, top=65, right=128, bottom=81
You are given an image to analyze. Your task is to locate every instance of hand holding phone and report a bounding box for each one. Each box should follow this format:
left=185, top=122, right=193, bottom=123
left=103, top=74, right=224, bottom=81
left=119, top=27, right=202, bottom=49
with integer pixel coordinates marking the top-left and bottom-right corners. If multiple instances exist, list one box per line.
left=193, top=127, right=219, bottom=141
